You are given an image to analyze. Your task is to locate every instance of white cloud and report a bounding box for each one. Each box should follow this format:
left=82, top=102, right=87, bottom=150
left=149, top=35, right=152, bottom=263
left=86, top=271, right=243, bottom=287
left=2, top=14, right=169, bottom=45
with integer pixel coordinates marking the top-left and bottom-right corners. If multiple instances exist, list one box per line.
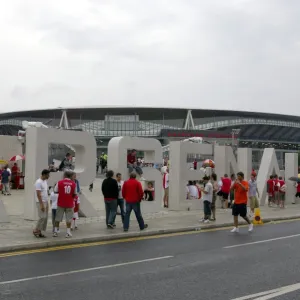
left=0, top=0, right=300, bottom=115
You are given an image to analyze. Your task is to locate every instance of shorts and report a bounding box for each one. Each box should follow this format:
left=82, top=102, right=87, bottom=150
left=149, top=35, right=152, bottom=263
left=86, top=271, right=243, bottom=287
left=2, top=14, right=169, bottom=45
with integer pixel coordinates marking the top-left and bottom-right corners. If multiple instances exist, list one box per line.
left=55, top=206, right=74, bottom=223
left=249, top=196, right=259, bottom=210
left=232, top=203, right=247, bottom=218
left=222, top=192, right=229, bottom=200
left=164, top=187, right=169, bottom=197
left=217, top=190, right=223, bottom=197
left=279, top=192, right=285, bottom=201
left=295, top=192, right=300, bottom=198
left=203, top=200, right=211, bottom=216
left=268, top=194, right=274, bottom=201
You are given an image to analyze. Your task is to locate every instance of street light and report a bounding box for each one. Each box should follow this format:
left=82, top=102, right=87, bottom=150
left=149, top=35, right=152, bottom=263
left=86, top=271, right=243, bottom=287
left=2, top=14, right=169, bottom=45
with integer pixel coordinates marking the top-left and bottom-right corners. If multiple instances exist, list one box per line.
left=231, top=129, right=241, bottom=157
left=231, top=128, right=241, bottom=146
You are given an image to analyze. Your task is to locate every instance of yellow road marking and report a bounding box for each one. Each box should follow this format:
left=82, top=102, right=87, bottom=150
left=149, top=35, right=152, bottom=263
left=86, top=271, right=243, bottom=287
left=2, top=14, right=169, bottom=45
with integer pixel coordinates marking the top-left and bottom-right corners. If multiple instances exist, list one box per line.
left=0, top=218, right=299, bottom=258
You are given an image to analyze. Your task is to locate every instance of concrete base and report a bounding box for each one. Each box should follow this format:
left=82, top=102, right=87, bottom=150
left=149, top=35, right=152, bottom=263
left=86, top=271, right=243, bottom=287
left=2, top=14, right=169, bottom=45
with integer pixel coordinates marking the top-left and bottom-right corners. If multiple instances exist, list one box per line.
left=78, top=192, right=99, bottom=218
left=0, top=199, right=9, bottom=223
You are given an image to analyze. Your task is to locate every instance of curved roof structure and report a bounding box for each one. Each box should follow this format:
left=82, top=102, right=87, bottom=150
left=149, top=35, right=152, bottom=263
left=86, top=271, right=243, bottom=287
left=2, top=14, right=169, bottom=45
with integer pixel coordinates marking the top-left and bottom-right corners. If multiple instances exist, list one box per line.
left=0, top=107, right=299, bottom=142
left=0, top=106, right=300, bottom=122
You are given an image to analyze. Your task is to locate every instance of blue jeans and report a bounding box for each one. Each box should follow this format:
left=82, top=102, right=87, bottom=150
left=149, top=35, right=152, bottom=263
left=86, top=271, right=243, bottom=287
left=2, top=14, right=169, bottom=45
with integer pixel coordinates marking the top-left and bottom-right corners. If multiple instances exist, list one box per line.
left=124, top=202, right=145, bottom=230
left=105, top=200, right=117, bottom=226
left=128, top=164, right=143, bottom=176
left=113, top=198, right=125, bottom=224
left=52, top=209, right=57, bottom=230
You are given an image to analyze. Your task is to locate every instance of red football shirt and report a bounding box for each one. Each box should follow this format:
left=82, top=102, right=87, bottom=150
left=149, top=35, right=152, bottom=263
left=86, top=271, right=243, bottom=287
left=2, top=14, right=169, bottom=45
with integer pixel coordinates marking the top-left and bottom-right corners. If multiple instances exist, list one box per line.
left=267, top=179, right=275, bottom=195
left=274, top=179, right=279, bottom=191
left=55, top=178, right=77, bottom=208
left=127, top=153, right=136, bottom=164
left=221, top=177, right=231, bottom=194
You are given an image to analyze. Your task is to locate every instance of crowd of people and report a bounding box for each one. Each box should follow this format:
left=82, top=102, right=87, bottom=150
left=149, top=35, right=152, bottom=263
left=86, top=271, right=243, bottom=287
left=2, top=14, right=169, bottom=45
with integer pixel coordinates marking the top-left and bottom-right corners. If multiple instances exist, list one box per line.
left=101, top=170, right=148, bottom=232
left=31, top=147, right=296, bottom=238
left=266, top=174, right=286, bottom=208
left=0, top=163, right=20, bottom=195
left=194, top=170, right=290, bottom=232
left=195, top=172, right=254, bottom=232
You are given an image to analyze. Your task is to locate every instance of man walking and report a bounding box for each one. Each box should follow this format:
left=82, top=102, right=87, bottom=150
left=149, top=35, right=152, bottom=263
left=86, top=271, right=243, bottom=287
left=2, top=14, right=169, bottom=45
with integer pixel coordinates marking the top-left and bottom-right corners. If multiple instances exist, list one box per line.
left=53, top=170, right=77, bottom=238
left=230, top=172, right=253, bottom=233
left=33, top=169, right=50, bottom=238
left=113, top=173, right=125, bottom=225
left=101, top=170, right=119, bottom=229
left=122, top=173, right=148, bottom=232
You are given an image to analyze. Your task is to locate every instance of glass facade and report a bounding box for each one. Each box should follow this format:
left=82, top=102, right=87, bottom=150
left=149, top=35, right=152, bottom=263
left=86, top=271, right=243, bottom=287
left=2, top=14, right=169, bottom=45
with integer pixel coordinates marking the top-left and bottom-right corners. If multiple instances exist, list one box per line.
left=1, top=110, right=300, bottom=169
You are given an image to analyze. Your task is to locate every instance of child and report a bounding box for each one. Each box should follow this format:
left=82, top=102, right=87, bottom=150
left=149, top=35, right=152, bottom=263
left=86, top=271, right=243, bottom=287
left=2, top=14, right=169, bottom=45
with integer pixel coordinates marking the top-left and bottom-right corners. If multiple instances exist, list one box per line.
left=71, top=173, right=81, bottom=230
left=144, top=182, right=155, bottom=201
left=50, top=184, right=59, bottom=233
left=72, top=195, right=80, bottom=230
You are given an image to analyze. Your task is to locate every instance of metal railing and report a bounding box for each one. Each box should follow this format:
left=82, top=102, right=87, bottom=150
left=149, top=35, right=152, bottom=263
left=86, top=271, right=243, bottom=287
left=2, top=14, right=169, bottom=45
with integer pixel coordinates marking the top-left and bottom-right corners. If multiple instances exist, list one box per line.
left=0, top=119, right=181, bottom=137
left=194, top=118, right=300, bottom=130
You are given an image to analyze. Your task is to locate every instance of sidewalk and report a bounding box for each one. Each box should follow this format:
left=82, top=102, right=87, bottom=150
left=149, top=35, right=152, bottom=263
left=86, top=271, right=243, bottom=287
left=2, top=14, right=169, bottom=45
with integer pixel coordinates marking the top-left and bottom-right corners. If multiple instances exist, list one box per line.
left=1, top=188, right=300, bottom=253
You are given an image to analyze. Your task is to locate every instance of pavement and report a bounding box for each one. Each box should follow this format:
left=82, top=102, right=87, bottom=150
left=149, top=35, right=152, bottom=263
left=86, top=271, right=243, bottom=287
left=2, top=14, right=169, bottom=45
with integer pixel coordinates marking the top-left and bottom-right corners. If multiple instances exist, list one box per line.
left=1, top=178, right=300, bottom=253
left=1, top=220, right=300, bottom=299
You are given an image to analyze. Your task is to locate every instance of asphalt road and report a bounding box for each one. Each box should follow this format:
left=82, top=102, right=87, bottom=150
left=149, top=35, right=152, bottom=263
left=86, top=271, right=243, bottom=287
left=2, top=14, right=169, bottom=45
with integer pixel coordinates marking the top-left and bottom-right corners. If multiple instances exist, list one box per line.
left=2, top=221, right=300, bottom=300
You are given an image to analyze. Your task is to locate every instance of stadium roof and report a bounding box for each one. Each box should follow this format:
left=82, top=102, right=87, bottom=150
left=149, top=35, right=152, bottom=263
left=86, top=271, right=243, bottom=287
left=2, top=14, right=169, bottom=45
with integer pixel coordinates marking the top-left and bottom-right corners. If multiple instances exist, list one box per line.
left=0, top=107, right=300, bottom=143
left=0, top=106, right=300, bottom=122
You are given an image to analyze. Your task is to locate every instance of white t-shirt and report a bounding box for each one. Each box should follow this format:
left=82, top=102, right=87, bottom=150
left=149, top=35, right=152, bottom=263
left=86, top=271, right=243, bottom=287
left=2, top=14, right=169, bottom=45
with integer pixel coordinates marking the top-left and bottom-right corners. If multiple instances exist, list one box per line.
left=35, top=178, right=48, bottom=203
left=203, top=181, right=213, bottom=203
left=50, top=191, right=58, bottom=209
left=217, top=180, right=223, bottom=191
left=117, top=180, right=124, bottom=199
left=163, top=173, right=169, bottom=189
left=6, top=168, right=11, bottom=175
left=187, top=185, right=199, bottom=198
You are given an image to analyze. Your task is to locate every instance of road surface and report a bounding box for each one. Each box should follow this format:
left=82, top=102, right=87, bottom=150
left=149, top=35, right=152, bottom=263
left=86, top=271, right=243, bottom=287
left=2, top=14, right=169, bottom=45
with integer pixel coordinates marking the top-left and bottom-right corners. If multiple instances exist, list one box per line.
left=1, top=220, right=300, bottom=299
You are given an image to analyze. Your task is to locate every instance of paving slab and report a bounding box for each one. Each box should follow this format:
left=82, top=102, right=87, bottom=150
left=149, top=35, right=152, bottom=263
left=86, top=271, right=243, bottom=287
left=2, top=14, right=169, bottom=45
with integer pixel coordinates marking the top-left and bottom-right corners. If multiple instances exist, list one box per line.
left=1, top=178, right=300, bottom=253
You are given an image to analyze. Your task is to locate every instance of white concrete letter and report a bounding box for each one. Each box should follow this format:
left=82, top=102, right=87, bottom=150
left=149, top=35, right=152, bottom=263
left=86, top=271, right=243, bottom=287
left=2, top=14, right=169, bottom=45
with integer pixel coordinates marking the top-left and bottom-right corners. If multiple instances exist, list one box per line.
left=285, top=153, right=297, bottom=204
left=257, top=148, right=280, bottom=206
left=24, top=127, right=97, bottom=220
left=214, top=145, right=238, bottom=180
left=169, top=141, right=213, bottom=210
left=237, top=148, right=252, bottom=181
left=107, top=136, right=162, bottom=213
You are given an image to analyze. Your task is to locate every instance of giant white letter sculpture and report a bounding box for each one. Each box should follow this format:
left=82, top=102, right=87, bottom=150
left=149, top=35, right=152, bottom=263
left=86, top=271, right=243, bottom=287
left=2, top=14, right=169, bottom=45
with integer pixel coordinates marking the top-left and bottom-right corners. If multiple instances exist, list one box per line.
left=169, top=141, right=213, bottom=210
left=214, top=145, right=239, bottom=180
left=214, top=146, right=252, bottom=180
left=237, top=148, right=252, bottom=181
left=285, top=153, right=297, bottom=204
left=107, top=136, right=162, bottom=213
left=257, top=148, right=280, bottom=206
left=24, top=127, right=97, bottom=220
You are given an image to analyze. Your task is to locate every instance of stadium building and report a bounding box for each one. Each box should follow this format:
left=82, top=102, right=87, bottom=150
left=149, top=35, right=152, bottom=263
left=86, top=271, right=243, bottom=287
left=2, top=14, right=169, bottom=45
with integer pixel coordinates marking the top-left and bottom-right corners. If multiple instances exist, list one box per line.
left=0, top=107, right=299, bottom=169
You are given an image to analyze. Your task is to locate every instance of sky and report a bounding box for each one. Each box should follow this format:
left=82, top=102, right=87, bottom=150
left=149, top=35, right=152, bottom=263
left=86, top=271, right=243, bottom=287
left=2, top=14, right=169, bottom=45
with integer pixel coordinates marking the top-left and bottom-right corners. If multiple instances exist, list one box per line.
left=1, top=0, right=300, bottom=115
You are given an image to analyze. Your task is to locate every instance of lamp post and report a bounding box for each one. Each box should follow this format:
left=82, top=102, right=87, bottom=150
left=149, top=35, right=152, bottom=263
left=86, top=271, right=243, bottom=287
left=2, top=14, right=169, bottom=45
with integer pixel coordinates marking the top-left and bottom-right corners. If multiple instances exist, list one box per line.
left=231, top=129, right=241, bottom=155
